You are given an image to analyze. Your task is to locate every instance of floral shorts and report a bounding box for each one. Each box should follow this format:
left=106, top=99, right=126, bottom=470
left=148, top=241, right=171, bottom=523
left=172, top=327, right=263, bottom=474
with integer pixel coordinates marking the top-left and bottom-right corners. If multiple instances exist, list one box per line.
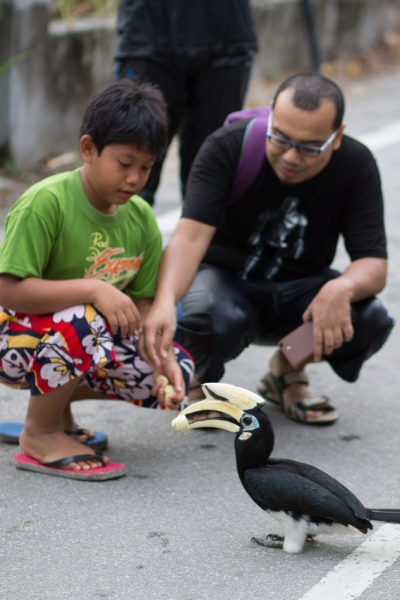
left=0, top=304, right=194, bottom=409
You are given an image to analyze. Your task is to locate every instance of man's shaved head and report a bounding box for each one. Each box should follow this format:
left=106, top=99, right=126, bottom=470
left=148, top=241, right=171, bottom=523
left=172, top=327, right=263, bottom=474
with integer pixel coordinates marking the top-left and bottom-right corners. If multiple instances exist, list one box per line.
left=272, top=73, right=345, bottom=131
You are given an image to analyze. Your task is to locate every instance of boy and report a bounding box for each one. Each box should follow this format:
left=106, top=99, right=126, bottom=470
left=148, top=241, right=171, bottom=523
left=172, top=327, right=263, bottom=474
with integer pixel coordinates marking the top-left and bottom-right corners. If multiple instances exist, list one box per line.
left=0, top=80, right=193, bottom=480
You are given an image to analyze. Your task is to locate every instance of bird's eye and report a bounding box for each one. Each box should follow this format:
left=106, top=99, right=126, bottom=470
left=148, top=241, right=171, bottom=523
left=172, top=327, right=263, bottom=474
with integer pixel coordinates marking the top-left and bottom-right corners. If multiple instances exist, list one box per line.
left=242, top=416, right=253, bottom=427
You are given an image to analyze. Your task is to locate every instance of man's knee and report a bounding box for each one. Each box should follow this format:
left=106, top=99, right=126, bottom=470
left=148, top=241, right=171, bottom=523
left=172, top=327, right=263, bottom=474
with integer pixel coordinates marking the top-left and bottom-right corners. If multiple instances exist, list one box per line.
left=180, top=298, right=256, bottom=346
left=352, top=297, right=394, bottom=352
left=178, top=291, right=258, bottom=383
left=213, top=299, right=258, bottom=340
left=179, top=266, right=257, bottom=338
left=328, top=297, right=393, bottom=382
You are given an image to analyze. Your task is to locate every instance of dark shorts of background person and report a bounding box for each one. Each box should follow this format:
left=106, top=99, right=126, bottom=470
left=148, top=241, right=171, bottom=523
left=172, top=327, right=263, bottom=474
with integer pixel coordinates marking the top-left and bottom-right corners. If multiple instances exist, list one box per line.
left=114, top=54, right=252, bottom=205
left=175, top=263, right=394, bottom=384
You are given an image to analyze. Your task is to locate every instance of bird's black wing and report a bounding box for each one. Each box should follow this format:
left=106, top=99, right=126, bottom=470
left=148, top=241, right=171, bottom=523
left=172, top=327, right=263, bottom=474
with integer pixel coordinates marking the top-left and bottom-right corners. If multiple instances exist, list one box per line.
left=243, top=466, right=371, bottom=531
left=268, top=458, right=370, bottom=521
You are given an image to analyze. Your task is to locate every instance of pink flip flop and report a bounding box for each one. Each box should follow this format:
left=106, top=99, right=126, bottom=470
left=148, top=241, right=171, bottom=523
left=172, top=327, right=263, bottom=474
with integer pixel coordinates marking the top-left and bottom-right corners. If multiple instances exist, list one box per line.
left=14, top=451, right=126, bottom=481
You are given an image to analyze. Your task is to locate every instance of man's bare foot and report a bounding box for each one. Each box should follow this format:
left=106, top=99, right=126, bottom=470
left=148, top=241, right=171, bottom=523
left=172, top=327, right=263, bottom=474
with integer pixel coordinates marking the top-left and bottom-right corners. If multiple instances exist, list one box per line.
left=20, top=426, right=107, bottom=471
left=269, top=350, right=325, bottom=421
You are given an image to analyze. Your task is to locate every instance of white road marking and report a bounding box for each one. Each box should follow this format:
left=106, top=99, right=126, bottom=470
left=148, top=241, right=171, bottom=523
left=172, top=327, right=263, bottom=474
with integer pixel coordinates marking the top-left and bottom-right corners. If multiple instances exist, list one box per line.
left=358, top=119, right=400, bottom=152
left=299, top=524, right=400, bottom=600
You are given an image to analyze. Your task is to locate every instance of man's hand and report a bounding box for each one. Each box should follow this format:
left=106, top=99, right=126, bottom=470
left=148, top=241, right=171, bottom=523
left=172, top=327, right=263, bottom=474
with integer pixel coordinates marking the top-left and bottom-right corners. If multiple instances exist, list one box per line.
left=303, top=277, right=354, bottom=362
left=139, top=301, right=177, bottom=368
left=91, top=280, right=141, bottom=337
left=139, top=218, right=216, bottom=367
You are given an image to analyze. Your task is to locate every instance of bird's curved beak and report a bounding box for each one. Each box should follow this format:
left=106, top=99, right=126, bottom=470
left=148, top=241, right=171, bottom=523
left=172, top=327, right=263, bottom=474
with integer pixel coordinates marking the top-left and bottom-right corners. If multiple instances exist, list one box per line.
left=202, top=383, right=266, bottom=410
left=171, top=382, right=266, bottom=434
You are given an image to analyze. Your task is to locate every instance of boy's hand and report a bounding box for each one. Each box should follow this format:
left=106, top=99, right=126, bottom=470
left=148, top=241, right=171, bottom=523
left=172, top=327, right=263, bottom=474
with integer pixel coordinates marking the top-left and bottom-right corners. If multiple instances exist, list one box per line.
left=91, top=280, right=141, bottom=337
left=154, top=375, right=180, bottom=410
left=151, top=355, right=185, bottom=410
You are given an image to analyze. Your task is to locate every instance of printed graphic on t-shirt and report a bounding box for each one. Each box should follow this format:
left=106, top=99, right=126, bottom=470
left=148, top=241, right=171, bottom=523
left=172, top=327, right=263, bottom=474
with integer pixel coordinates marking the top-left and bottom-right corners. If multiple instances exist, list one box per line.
left=84, top=232, right=144, bottom=289
left=239, top=197, right=308, bottom=280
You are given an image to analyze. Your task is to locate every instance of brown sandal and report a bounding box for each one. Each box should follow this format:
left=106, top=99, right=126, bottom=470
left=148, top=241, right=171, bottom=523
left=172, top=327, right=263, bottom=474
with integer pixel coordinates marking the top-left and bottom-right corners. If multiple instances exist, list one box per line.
left=257, top=371, right=338, bottom=426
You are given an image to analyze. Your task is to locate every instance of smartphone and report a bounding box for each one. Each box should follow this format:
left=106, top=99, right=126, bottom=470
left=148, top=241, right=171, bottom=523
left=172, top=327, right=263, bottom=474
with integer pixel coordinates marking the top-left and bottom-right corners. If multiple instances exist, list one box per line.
left=278, top=321, right=314, bottom=369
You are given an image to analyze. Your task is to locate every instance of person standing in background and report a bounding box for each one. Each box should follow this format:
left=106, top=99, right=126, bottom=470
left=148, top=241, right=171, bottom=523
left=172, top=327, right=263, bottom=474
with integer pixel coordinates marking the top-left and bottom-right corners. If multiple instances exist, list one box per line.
left=114, top=0, right=257, bottom=206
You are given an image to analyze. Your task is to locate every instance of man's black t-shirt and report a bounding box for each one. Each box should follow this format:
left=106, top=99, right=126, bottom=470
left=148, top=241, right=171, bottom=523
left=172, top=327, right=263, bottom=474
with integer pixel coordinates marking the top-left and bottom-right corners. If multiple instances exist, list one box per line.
left=116, top=0, right=257, bottom=59
left=182, top=120, right=387, bottom=281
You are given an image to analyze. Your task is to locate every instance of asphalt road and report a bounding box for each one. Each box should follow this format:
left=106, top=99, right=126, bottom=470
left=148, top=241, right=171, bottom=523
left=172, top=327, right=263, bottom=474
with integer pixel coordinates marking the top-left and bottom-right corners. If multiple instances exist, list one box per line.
left=1, top=68, right=400, bottom=599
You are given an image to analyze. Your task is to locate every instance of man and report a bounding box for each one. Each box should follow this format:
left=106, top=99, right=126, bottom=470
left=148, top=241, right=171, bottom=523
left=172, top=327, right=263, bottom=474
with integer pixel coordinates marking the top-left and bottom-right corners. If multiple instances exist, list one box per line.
left=141, top=72, right=393, bottom=425
left=114, top=0, right=257, bottom=206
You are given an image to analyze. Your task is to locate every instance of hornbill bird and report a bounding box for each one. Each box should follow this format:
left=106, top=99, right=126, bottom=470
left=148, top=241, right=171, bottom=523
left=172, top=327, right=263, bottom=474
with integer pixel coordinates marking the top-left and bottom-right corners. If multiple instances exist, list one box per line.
left=172, top=383, right=400, bottom=554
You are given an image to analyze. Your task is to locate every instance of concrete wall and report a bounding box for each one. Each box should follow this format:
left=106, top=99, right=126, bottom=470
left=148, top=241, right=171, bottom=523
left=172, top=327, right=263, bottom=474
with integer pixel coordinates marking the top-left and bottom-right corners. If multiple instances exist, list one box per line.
left=252, top=0, right=400, bottom=76
left=0, top=0, right=14, bottom=149
left=1, top=0, right=116, bottom=167
left=10, top=15, right=116, bottom=166
left=1, top=0, right=400, bottom=167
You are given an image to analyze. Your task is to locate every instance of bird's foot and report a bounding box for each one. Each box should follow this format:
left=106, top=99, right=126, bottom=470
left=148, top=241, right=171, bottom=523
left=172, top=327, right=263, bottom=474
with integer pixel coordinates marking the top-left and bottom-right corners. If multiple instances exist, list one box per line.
left=266, top=533, right=285, bottom=543
left=251, top=534, right=284, bottom=549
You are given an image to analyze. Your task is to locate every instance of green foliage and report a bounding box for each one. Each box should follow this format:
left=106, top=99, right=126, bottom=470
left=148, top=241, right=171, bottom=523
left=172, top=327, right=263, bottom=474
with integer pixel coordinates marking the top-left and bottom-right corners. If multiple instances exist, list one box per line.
left=0, top=51, right=32, bottom=78
left=52, top=0, right=119, bottom=20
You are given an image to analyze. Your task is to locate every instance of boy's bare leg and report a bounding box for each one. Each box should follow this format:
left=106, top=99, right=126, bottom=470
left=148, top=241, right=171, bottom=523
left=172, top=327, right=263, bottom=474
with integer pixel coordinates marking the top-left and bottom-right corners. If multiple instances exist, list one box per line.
left=69, top=385, right=111, bottom=402
left=20, top=377, right=108, bottom=470
left=62, top=385, right=112, bottom=442
left=61, top=402, right=92, bottom=441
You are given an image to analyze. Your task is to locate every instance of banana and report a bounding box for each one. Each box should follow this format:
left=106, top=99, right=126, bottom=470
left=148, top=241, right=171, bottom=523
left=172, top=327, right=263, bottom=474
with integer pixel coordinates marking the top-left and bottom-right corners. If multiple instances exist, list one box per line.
left=156, top=375, right=177, bottom=408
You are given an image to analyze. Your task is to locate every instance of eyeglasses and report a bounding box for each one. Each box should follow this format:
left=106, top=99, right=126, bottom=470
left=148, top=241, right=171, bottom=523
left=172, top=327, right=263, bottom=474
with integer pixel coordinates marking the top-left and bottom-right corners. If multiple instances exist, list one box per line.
left=267, top=111, right=339, bottom=157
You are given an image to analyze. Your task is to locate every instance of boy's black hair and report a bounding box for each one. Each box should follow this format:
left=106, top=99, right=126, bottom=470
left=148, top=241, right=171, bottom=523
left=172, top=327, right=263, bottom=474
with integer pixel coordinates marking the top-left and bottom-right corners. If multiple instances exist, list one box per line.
left=80, top=79, right=168, bottom=156
left=272, top=72, right=345, bottom=130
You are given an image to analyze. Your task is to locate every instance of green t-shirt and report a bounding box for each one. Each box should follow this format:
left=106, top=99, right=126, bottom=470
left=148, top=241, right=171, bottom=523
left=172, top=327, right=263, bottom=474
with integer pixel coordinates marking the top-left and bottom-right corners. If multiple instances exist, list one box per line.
left=0, top=169, right=162, bottom=300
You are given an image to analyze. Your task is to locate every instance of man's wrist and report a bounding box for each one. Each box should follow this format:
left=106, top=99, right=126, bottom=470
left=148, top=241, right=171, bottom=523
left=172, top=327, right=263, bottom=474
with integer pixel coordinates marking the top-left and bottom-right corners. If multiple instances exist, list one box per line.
left=325, top=276, right=354, bottom=301
left=337, top=276, right=355, bottom=301
left=153, top=289, right=177, bottom=311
